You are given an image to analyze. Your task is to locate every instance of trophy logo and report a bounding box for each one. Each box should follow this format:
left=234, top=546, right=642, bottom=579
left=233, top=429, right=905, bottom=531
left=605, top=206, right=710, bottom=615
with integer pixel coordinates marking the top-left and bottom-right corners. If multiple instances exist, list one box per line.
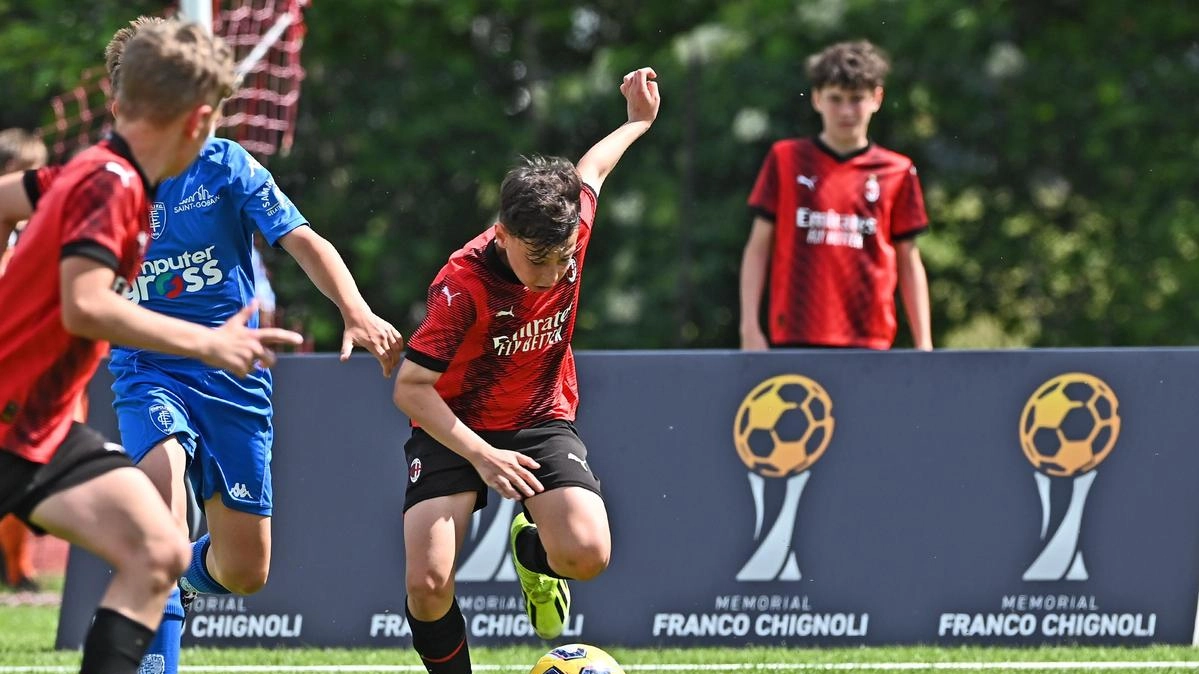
left=1018, top=373, right=1120, bottom=581
left=455, top=500, right=517, bottom=582
left=732, top=374, right=834, bottom=581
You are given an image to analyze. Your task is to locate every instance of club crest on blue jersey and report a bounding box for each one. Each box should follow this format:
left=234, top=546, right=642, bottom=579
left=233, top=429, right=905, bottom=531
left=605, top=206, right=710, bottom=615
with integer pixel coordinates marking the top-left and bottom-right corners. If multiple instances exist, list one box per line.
left=148, top=403, right=175, bottom=435
left=149, top=202, right=167, bottom=240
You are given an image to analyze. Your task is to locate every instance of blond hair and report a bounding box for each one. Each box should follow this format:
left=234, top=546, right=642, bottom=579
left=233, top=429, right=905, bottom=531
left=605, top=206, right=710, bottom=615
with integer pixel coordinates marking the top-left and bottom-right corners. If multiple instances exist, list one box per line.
left=115, top=19, right=236, bottom=124
left=105, top=15, right=167, bottom=91
left=0, top=128, right=48, bottom=171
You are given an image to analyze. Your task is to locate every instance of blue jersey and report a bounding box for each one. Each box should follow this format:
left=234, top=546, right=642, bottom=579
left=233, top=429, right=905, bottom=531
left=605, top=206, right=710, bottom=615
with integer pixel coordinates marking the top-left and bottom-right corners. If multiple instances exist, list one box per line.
left=110, top=138, right=306, bottom=367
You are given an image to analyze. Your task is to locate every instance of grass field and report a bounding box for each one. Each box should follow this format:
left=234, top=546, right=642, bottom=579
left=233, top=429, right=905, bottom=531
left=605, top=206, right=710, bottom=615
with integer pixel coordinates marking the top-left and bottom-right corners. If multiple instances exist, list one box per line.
left=4, top=604, right=1199, bottom=673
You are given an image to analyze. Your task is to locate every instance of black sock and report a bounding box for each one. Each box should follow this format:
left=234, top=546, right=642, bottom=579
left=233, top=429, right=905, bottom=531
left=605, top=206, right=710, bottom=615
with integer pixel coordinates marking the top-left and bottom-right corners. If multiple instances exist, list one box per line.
left=514, top=526, right=567, bottom=579
left=407, top=599, right=471, bottom=674
left=79, top=608, right=155, bottom=674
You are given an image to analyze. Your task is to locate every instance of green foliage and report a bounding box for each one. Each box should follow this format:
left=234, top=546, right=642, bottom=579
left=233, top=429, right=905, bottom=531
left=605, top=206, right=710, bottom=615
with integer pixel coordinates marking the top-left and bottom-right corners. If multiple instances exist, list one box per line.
left=3, top=1, right=1197, bottom=348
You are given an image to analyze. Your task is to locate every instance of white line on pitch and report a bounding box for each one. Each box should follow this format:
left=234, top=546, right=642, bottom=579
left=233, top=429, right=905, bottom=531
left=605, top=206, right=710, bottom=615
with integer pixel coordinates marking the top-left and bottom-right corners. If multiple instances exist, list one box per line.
left=4, top=663, right=1199, bottom=672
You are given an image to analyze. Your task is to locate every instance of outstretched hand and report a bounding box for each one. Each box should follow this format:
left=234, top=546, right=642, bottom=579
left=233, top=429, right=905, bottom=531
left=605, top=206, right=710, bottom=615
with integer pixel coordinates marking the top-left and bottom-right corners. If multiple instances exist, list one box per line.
left=341, top=312, right=405, bottom=377
left=207, top=302, right=304, bottom=377
left=621, top=67, right=660, bottom=125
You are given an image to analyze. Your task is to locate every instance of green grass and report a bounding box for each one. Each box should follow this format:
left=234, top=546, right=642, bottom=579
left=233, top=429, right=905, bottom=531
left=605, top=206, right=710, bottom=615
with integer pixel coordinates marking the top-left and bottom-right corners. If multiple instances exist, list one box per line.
left=4, top=604, right=1199, bottom=672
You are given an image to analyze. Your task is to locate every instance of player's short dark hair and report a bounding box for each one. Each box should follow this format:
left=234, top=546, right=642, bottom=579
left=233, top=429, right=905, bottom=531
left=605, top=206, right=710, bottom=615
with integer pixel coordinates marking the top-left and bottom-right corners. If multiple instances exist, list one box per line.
left=806, top=40, right=891, bottom=91
left=499, top=155, right=582, bottom=261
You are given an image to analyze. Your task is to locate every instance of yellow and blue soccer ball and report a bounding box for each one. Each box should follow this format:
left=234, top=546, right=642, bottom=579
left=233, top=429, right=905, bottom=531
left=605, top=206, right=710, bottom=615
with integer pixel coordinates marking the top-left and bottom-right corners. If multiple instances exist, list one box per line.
left=529, top=644, right=625, bottom=674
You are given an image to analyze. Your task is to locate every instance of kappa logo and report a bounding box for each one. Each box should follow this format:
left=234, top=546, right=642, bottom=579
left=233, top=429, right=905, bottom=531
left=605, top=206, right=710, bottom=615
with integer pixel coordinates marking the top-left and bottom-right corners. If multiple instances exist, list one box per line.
left=409, top=458, right=422, bottom=484
left=149, top=202, right=167, bottom=240
left=229, top=483, right=254, bottom=500
left=797, top=175, right=818, bottom=190
left=148, top=404, right=175, bottom=435
left=441, top=285, right=461, bottom=306
left=567, top=452, right=590, bottom=473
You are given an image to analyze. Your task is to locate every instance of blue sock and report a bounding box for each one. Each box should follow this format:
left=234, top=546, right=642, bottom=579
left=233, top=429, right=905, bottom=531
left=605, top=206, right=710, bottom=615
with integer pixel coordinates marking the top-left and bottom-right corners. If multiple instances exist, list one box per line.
left=138, top=587, right=183, bottom=674
left=180, top=535, right=230, bottom=595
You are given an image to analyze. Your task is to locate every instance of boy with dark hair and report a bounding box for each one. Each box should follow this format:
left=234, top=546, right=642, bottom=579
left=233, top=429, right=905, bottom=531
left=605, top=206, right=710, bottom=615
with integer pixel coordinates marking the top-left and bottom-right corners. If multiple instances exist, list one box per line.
left=0, top=20, right=302, bottom=674
left=393, top=67, right=659, bottom=674
left=739, top=39, right=932, bottom=351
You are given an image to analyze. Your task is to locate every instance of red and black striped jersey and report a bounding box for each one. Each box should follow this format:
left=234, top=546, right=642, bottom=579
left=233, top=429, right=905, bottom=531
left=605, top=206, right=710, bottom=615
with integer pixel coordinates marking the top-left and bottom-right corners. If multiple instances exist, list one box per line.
left=406, top=185, right=597, bottom=431
left=749, top=137, right=928, bottom=349
left=0, top=135, right=153, bottom=463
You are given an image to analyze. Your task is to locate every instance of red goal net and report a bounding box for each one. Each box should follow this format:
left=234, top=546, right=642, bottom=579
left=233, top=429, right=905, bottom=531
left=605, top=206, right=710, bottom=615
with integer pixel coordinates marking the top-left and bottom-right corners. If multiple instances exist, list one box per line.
left=43, top=0, right=309, bottom=162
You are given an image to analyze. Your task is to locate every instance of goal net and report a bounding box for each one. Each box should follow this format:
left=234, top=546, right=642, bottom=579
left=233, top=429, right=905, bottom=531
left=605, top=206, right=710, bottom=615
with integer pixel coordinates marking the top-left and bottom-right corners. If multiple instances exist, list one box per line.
left=43, top=0, right=309, bottom=162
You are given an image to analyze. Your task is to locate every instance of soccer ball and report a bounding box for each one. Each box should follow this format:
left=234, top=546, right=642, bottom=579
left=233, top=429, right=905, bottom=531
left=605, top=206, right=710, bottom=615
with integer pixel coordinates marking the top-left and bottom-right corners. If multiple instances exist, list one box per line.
left=732, top=374, right=835, bottom=478
left=528, top=644, right=625, bottom=674
left=1019, top=372, right=1121, bottom=477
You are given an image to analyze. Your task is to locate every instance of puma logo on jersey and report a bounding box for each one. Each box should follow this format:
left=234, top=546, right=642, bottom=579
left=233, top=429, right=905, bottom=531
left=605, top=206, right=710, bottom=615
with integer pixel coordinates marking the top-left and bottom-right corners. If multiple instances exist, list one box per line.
left=567, top=452, right=590, bottom=473
left=495, top=307, right=515, bottom=318
left=441, top=286, right=461, bottom=306
left=229, top=483, right=253, bottom=500
left=105, top=161, right=136, bottom=188
left=797, top=175, right=818, bottom=190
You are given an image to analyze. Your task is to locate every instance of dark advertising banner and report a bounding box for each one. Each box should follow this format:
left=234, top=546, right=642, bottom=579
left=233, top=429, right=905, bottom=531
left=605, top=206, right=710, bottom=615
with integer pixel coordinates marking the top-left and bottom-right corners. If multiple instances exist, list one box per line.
left=59, top=350, right=1199, bottom=648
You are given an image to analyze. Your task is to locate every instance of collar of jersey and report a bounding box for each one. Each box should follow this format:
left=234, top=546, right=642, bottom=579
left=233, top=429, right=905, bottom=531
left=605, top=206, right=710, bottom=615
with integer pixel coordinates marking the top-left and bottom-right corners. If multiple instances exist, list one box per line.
left=483, top=239, right=522, bottom=285
left=812, top=135, right=873, bottom=163
left=105, top=132, right=156, bottom=196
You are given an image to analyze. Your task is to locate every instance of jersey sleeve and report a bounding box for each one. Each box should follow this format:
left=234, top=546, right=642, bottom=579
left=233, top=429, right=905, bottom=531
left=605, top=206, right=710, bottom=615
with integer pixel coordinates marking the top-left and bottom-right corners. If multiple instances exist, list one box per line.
left=405, top=276, right=478, bottom=373
left=227, top=143, right=307, bottom=245
left=747, top=145, right=780, bottom=223
left=891, top=164, right=929, bottom=240
left=59, top=166, right=140, bottom=270
left=23, top=166, right=62, bottom=209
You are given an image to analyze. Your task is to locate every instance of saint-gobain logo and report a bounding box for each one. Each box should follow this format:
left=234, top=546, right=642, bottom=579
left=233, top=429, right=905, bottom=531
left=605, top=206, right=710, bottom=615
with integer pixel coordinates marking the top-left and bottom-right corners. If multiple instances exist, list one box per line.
left=455, top=499, right=518, bottom=582
left=148, top=403, right=175, bottom=435
left=1018, top=372, right=1121, bottom=581
left=732, top=374, right=835, bottom=582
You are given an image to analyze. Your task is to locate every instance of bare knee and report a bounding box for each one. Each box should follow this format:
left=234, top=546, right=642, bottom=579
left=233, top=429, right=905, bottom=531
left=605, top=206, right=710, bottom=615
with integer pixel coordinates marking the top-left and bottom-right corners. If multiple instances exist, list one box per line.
left=117, top=533, right=190, bottom=595
left=549, top=542, right=610, bottom=581
left=218, top=565, right=270, bottom=595
left=406, top=568, right=455, bottom=619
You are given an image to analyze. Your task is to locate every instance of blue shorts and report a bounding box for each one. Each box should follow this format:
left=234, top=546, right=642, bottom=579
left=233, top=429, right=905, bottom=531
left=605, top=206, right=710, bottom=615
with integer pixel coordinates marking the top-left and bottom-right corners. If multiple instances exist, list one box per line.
left=109, top=355, right=274, bottom=516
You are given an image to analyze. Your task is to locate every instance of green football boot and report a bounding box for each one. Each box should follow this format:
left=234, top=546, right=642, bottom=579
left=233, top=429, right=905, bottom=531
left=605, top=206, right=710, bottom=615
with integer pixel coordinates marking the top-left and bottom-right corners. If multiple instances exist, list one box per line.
left=510, top=512, right=571, bottom=640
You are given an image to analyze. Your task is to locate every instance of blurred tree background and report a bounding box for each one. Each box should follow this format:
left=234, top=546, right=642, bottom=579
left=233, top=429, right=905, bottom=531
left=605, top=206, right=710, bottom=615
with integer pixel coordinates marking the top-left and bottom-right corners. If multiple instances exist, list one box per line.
left=3, top=0, right=1198, bottom=349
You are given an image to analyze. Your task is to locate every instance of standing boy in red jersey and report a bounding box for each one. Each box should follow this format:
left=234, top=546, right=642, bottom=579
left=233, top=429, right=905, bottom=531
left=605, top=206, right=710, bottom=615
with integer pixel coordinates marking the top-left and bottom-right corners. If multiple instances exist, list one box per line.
left=393, top=67, right=659, bottom=673
left=740, top=40, right=932, bottom=351
left=0, top=21, right=301, bottom=674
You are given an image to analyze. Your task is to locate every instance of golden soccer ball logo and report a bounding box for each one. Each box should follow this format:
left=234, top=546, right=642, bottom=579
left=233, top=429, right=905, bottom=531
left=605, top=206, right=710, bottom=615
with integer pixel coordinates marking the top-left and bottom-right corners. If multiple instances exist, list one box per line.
left=1019, top=373, right=1120, bottom=477
left=733, top=374, right=834, bottom=478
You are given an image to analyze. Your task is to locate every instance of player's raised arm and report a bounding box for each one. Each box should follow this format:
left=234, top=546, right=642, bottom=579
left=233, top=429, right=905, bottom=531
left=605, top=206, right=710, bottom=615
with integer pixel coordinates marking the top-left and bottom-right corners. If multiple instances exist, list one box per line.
left=575, top=67, right=660, bottom=193
left=279, top=225, right=404, bottom=376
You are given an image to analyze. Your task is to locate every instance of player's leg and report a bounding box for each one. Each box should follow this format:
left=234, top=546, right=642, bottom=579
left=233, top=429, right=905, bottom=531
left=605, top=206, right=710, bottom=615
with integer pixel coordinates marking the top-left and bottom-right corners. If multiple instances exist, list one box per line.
left=195, top=499, right=270, bottom=594
left=506, top=422, right=607, bottom=640
left=110, top=367, right=197, bottom=674
left=404, top=493, right=475, bottom=674
left=179, top=368, right=273, bottom=597
left=402, top=428, right=487, bottom=674
left=0, top=514, right=36, bottom=589
left=19, top=424, right=190, bottom=674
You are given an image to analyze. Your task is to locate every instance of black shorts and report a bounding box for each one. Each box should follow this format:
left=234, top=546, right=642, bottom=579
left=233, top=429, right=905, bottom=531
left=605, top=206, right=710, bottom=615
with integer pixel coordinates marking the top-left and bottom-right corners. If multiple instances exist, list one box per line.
left=0, top=423, right=133, bottom=531
left=403, top=420, right=603, bottom=513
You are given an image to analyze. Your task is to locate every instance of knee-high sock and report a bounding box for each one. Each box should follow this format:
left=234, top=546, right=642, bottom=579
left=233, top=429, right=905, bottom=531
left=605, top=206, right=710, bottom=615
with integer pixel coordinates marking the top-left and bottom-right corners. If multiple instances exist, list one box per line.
left=80, top=608, right=154, bottom=674
left=137, top=587, right=184, bottom=674
left=179, top=535, right=230, bottom=595
left=407, top=599, right=471, bottom=674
